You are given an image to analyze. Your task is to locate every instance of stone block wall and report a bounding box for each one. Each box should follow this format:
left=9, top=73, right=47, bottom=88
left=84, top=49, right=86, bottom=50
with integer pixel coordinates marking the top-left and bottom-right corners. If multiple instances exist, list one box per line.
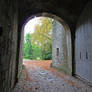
left=52, top=20, right=72, bottom=74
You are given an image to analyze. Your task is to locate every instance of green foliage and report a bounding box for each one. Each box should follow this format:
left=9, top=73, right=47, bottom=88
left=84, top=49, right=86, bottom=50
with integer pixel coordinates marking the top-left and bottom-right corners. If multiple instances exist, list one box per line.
left=32, top=44, right=42, bottom=60
left=45, top=53, right=52, bottom=60
left=31, top=17, right=53, bottom=60
left=24, top=17, right=54, bottom=60
left=24, top=34, right=33, bottom=59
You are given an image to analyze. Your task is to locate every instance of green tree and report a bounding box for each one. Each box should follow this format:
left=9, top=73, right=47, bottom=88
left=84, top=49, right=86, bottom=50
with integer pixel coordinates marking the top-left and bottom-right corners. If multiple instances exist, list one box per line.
left=31, top=17, right=54, bottom=60
left=24, top=34, right=33, bottom=59
left=32, top=44, right=42, bottom=60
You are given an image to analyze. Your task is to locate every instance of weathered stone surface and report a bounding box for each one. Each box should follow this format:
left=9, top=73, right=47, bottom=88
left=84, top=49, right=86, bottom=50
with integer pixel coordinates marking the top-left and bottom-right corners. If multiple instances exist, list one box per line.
left=0, top=0, right=18, bottom=92
left=75, top=1, right=92, bottom=84
left=52, top=20, right=72, bottom=74
left=0, top=0, right=92, bottom=92
left=18, top=0, right=88, bottom=29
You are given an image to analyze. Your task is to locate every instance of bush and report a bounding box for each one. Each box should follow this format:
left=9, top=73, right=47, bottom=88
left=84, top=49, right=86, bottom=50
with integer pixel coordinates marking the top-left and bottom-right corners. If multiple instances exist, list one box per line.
left=45, top=53, right=52, bottom=60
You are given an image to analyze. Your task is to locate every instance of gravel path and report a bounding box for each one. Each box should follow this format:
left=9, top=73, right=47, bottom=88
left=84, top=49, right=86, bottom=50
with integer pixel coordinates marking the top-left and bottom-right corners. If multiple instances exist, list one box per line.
left=13, top=60, right=92, bottom=92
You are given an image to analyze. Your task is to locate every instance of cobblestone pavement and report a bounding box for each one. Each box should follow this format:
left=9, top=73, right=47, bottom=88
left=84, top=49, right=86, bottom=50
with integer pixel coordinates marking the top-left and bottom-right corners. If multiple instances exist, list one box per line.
left=13, top=60, right=92, bottom=92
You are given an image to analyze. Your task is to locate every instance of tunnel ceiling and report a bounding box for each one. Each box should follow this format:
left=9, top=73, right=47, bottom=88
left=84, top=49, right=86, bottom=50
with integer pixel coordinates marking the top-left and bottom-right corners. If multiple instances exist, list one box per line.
left=19, top=0, right=88, bottom=28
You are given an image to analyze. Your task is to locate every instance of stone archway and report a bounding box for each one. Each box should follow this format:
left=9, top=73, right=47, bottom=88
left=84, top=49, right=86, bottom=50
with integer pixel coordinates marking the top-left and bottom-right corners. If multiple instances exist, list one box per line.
left=18, top=12, right=72, bottom=76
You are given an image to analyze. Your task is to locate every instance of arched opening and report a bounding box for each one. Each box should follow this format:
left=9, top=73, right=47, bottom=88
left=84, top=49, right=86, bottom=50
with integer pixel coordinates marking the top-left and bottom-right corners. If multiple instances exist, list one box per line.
left=15, top=13, right=73, bottom=91
left=24, top=17, right=53, bottom=61
left=20, top=13, right=72, bottom=74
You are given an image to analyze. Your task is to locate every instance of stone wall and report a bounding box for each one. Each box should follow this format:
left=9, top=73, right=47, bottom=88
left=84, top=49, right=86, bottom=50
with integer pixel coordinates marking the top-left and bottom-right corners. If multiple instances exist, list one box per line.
left=75, top=1, right=92, bottom=83
left=17, top=27, right=24, bottom=79
left=52, top=20, right=72, bottom=74
left=0, top=0, right=18, bottom=92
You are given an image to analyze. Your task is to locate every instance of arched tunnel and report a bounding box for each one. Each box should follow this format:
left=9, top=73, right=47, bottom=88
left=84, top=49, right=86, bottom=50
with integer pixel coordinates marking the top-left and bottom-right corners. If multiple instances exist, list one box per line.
left=0, top=0, right=92, bottom=92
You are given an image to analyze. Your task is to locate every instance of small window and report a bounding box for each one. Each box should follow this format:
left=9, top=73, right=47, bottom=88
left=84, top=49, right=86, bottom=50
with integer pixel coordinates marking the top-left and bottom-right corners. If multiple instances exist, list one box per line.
left=56, top=48, right=59, bottom=56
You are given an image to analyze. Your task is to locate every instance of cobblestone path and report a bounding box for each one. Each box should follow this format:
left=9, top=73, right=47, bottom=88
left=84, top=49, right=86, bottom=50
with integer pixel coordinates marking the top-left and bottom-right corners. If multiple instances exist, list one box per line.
left=13, top=60, right=92, bottom=92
